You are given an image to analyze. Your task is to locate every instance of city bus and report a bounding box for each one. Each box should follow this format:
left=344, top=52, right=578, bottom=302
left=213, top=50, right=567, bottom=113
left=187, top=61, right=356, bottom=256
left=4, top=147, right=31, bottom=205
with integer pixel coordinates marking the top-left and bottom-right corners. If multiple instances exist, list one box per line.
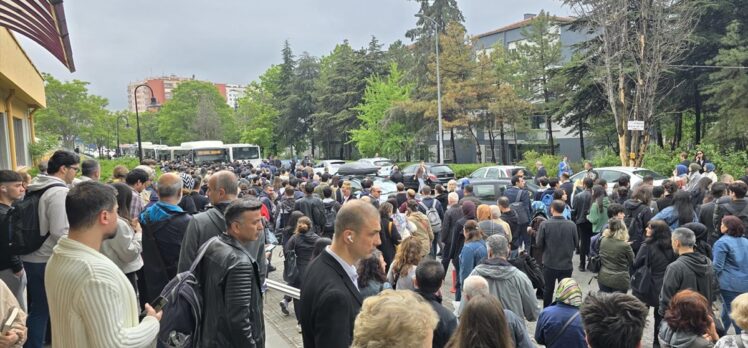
left=180, top=141, right=229, bottom=164
left=224, top=143, right=262, bottom=166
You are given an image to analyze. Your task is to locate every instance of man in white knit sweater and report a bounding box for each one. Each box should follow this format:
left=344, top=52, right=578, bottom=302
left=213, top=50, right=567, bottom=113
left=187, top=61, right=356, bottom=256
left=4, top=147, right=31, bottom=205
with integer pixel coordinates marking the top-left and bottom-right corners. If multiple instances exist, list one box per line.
left=46, top=181, right=162, bottom=347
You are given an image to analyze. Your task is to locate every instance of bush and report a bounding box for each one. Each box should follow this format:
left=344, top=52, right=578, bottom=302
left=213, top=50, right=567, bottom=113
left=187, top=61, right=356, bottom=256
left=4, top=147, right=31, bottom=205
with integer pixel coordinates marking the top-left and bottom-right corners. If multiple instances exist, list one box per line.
left=591, top=148, right=622, bottom=168
left=98, top=157, right=142, bottom=182
left=517, top=150, right=563, bottom=178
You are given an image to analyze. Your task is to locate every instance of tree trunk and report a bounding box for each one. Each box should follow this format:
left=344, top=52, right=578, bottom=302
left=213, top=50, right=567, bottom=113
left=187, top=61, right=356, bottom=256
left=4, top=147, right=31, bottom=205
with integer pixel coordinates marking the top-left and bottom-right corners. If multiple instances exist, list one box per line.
left=546, top=114, right=555, bottom=155
left=579, top=116, right=586, bottom=160
left=694, top=82, right=702, bottom=145
left=450, top=128, right=457, bottom=163
left=466, top=126, right=482, bottom=163
left=671, top=112, right=682, bottom=150
left=488, top=128, right=497, bottom=164
left=656, top=120, right=664, bottom=148
left=512, top=126, right=519, bottom=163
left=499, top=121, right=507, bottom=165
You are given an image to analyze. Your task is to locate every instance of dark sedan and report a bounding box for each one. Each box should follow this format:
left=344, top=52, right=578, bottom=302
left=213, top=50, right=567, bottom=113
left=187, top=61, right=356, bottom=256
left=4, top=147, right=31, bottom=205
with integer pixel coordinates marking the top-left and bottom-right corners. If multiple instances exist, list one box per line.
left=401, top=163, right=456, bottom=190
left=466, top=178, right=540, bottom=206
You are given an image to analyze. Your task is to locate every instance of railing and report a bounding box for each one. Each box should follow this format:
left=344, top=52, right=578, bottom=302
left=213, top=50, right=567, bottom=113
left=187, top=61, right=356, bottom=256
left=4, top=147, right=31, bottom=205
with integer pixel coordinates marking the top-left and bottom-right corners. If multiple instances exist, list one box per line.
left=266, top=279, right=300, bottom=299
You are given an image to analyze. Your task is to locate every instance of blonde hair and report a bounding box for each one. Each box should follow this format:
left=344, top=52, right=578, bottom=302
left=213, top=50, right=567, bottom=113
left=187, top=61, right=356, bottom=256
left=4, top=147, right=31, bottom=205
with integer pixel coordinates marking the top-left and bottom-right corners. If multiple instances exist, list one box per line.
left=476, top=204, right=491, bottom=221
left=730, top=293, right=748, bottom=330
left=602, top=218, right=629, bottom=241
left=352, top=289, right=438, bottom=348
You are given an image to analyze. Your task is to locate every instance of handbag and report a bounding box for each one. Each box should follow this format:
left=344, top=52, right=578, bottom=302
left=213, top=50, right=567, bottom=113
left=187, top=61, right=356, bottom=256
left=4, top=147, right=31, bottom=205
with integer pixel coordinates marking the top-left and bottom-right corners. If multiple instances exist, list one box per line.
left=630, top=247, right=653, bottom=295
left=283, top=236, right=299, bottom=283
left=588, top=255, right=602, bottom=273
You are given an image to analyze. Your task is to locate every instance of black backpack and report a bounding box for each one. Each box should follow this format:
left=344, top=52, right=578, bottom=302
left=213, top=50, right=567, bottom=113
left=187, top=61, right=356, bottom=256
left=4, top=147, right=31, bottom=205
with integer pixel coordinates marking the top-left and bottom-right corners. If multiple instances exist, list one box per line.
left=509, top=251, right=545, bottom=298
left=5, top=183, right=66, bottom=255
left=323, top=202, right=337, bottom=234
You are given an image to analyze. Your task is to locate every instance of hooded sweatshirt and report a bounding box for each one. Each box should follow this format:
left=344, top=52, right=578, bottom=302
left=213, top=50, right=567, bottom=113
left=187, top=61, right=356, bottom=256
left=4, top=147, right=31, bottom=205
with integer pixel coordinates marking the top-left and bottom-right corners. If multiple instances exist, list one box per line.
left=659, top=251, right=715, bottom=316
left=470, top=257, right=540, bottom=321
left=501, top=209, right=521, bottom=250
left=658, top=322, right=713, bottom=348
left=22, top=175, right=69, bottom=263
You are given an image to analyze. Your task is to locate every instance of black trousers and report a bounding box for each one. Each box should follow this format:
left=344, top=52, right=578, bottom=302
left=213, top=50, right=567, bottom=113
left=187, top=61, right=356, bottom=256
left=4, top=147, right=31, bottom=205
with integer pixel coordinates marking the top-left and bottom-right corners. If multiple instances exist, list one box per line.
left=543, top=267, right=573, bottom=307
left=577, top=222, right=593, bottom=268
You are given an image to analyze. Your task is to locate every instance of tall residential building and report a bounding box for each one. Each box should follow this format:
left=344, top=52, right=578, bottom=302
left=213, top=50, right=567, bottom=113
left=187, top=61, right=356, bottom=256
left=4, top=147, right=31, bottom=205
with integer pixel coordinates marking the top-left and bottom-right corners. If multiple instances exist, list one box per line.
left=127, top=75, right=245, bottom=112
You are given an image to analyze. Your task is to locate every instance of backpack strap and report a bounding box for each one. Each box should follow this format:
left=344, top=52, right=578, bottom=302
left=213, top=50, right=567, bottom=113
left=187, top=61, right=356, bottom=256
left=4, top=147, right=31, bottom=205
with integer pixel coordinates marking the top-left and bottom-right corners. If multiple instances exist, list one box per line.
left=388, top=221, right=393, bottom=237
left=189, top=236, right=219, bottom=273
left=547, top=311, right=580, bottom=347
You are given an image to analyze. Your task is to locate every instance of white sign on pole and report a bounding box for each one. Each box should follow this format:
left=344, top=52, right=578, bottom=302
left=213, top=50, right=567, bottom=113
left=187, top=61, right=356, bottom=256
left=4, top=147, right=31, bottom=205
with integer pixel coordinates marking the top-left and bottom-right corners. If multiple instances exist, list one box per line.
left=628, top=120, right=645, bottom=131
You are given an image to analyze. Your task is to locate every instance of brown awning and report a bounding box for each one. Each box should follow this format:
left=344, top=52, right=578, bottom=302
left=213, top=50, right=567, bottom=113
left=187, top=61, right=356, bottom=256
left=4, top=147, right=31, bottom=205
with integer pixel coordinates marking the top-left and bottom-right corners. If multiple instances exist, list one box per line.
left=0, top=0, right=74, bottom=72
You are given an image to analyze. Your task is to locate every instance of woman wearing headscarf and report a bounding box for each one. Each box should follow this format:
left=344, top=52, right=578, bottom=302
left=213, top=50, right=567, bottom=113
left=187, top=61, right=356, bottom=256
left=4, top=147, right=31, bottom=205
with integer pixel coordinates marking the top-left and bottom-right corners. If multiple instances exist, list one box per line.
left=448, top=200, right=476, bottom=301
left=704, top=163, right=719, bottom=184
left=534, top=278, right=587, bottom=348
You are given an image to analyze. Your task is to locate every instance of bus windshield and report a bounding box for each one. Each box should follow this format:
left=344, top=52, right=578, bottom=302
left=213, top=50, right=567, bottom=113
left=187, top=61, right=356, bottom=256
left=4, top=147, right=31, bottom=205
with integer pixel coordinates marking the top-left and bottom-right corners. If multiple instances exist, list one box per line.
left=233, top=146, right=260, bottom=160
left=193, top=148, right=228, bottom=163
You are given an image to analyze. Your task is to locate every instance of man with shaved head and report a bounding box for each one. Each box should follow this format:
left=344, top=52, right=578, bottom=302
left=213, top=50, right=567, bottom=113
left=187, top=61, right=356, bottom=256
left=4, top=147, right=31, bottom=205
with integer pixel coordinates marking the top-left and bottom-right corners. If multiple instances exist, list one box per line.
left=140, top=172, right=192, bottom=302
left=300, top=200, right=381, bottom=348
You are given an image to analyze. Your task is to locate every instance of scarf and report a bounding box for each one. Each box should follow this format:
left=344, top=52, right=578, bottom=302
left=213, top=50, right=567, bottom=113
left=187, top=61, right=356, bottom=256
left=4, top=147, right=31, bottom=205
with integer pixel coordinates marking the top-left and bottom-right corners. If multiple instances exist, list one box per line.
left=554, top=278, right=583, bottom=307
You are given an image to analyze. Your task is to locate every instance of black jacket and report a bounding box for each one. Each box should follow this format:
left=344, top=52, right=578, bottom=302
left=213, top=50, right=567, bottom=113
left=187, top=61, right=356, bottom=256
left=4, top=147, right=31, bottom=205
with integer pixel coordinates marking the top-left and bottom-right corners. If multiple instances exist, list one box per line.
left=378, top=218, right=401, bottom=270
left=441, top=205, right=463, bottom=245
left=0, top=205, right=22, bottom=273
left=294, top=195, right=327, bottom=234
left=190, top=191, right=209, bottom=212
left=415, top=289, right=457, bottom=348
left=659, top=252, right=715, bottom=316
left=197, top=233, right=264, bottom=348
left=536, top=217, right=578, bottom=271
left=632, top=241, right=676, bottom=306
left=435, top=192, right=449, bottom=213
left=300, top=249, right=363, bottom=348
left=714, top=198, right=748, bottom=232
left=572, top=189, right=592, bottom=225
left=286, top=232, right=320, bottom=288
left=502, top=210, right=521, bottom=250
left=697, top=201, right=720, bottom=245
left=623, top=199, right=653, bottom=253
left=141, top=211, right=191, bottom=302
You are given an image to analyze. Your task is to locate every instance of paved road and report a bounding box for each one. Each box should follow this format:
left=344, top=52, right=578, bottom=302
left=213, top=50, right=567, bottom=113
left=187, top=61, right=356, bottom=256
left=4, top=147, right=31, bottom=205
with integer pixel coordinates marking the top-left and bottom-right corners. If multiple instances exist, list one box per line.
left=262, top=249, right=727, bottom=348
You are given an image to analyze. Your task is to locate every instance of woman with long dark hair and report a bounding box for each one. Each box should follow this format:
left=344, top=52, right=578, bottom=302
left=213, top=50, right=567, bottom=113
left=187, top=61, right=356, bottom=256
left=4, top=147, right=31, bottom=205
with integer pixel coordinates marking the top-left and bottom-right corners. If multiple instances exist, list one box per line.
left=631, top=220, right=676, bottom=346
left=689, top=177, right=713, bottom=211
left=652, top=190, right=698, bottom=229
left=101, top=183, right=143, bottom=295
left=587, top=185, right=610, bottom=234
left=446, top=293, right=513, bottom=348
left=448, top=200, right=476, bottom=301
left=386, top=237, right=423, bottom=291
left=283, top=216, right=319, bottom=330
left=357, top=250, right=391, bottom=299
left=378, top=202, right=401, bottom=272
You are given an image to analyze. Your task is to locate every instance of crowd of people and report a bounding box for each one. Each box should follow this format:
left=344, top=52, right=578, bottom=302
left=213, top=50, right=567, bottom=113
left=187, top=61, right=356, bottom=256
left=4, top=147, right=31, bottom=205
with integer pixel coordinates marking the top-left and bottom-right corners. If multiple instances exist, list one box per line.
left=0, top=148, right=746, bottom=348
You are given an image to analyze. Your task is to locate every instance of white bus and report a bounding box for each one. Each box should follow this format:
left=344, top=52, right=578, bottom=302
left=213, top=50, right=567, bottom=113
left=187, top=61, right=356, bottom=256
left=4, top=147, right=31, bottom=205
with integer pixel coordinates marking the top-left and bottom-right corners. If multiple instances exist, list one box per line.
left=224, top=143, right=262, bottom=166
left=141, top=143, right=170, bottom=161
left=180, top=141, right=229, bottom=164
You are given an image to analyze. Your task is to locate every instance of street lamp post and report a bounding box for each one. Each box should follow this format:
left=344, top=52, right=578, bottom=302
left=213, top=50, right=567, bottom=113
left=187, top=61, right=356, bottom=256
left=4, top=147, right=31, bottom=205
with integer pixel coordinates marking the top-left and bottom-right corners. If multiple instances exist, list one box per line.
left=417, top=14, right=444, bottom=164
left=115, top=114, right=130, bottom=157
left=133, top=84, right=160, bottom=163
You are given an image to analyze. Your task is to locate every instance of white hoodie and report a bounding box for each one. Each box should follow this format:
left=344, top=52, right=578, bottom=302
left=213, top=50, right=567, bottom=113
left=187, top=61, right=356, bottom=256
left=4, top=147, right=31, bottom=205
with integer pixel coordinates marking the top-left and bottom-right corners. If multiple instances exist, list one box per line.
left=21, top=175, right=70, bottom=264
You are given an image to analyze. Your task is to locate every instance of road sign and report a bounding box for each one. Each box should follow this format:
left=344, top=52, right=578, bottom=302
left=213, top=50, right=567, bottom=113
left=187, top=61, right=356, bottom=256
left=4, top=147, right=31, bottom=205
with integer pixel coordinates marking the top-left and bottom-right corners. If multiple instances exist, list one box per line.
left=628, top=120, right=645, bottom=131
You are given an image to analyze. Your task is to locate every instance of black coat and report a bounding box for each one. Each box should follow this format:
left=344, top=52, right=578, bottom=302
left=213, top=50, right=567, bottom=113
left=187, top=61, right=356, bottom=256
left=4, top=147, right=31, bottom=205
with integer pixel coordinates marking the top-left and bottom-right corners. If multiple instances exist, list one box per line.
left=698, top=201, right=719, bottom=245
left=658, top=252, right=715, bottom=316
left=141, top=211, right=191, bottom=302
left=632, top=241, right=676, bottom=306
left=415, top=289, right=457, bottom=348
left=572, top=189, right=592, bottom=225
left=378, top=217, right=401, bottom=270
left=300, top=250, right=363, bottom=348
left=287, top=232, right=321, bottom=288
left=190, top=191, right=209, bottom=212
left=197, top=233, right=264, bottom=348
left=294, top=195, right=327, bottom=234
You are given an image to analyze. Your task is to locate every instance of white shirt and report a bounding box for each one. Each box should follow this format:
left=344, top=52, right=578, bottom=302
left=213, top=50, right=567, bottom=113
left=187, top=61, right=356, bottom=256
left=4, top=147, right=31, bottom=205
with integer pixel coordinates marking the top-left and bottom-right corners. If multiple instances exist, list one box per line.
left=325, top=246, right=359, bottom=290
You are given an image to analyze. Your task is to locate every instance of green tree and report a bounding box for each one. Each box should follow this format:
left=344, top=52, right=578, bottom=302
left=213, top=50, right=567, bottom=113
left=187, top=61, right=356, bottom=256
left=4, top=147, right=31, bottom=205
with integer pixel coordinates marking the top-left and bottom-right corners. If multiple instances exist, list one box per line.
left=350, top=63, right=413, bottom=158
left=35, top=74, right=109, bottom=149
left=516, top=11, right=563, bottom=155
left=236, top=65, right=281, bottom=154
left=156, top=80, right=237, bottom=144
left=287, top=52, right=320, bottom=155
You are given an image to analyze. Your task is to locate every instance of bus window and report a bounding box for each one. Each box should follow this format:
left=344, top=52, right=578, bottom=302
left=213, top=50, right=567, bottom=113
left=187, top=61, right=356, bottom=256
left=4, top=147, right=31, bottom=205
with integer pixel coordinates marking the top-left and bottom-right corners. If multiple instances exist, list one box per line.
left=233, top=146, right=260, bottom=160
left=194, top=149, right=228, bottom=163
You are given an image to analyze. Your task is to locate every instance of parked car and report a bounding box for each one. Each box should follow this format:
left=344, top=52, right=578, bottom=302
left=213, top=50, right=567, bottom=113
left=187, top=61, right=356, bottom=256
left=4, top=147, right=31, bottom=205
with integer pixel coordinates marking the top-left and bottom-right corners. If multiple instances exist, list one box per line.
left=358, top=157, right=395, bottom=177
left=401, top=163, right=456, bottom=190
left=313, top=160, right=346, bottom=176
left=467, top=165, right=535, bottom=180
left=345, top=176, right=398, bottom=204
left=569, top=166, right=667, bottom=194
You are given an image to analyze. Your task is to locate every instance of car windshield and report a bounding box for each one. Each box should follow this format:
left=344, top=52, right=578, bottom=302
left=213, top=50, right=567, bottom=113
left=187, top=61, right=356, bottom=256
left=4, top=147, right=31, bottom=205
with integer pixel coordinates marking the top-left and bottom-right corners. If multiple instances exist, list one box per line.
left=430, top=165, right=453, bottom=174
left=374, top=160, right=393, bottom=167
left=374, top=180, right=397, bottom=194
left=329, top=161, right=345, bottom=168
left=633, top=170, right=668, bottom=180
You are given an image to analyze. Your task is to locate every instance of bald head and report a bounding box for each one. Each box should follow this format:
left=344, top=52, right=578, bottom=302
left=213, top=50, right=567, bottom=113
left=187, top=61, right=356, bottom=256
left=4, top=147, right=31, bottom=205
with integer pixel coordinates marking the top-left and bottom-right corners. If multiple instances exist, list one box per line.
left=209, top=170, right=239, bottom=202
left=157, top=173, right=183, bottom=201
left=463, top=275, right=490, bottom=302
left=334, top=200, right=379, bottom=239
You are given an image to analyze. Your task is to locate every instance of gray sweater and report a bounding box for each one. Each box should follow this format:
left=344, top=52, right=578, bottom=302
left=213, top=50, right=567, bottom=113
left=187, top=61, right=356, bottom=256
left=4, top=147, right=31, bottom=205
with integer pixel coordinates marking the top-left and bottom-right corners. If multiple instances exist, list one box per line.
left=536, top=216, right=579, bottom=271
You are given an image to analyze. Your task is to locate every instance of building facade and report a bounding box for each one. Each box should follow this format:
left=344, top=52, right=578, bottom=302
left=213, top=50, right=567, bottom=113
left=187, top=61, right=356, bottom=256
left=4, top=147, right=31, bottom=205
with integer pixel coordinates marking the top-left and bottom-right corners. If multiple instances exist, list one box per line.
left=0, top=28, right=46, bottom=170
left=127, top=75, right=245, bottom=112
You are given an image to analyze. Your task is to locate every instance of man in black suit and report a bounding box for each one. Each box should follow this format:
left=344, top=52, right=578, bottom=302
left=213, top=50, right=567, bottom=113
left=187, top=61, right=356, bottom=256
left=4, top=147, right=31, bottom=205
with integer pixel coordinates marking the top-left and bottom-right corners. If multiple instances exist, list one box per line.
left=294, top=181, right=327, bottom=234
left=300, top=200, right=382, bottom=348
left=571, top=177, right=594, bottom=272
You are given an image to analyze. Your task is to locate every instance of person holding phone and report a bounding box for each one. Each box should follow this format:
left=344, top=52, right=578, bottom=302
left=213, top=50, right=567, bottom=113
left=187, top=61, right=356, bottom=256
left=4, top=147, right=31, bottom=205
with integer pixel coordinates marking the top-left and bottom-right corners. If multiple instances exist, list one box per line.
left=0, top=280, right=26, bottom=348
left=45, top=182, right=161, bottom=347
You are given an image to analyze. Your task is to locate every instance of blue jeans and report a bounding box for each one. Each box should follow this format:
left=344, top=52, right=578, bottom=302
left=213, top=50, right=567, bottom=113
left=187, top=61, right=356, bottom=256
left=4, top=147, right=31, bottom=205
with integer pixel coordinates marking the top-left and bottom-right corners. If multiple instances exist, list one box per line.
left=722, top=289, right=743, bottom=334
left=24, top=262, right=49, bottom=348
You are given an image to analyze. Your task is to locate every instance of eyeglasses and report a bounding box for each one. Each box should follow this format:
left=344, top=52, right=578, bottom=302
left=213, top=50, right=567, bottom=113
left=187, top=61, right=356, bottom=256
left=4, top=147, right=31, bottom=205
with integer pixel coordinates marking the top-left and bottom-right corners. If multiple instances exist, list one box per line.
left=67, top=166, right=80, bottom=172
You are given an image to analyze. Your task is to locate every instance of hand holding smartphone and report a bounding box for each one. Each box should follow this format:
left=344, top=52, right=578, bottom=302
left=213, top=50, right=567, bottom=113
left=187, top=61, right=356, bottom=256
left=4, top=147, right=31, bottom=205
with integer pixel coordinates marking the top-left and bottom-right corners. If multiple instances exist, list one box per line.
left=141, top=296, right=167, bottom=320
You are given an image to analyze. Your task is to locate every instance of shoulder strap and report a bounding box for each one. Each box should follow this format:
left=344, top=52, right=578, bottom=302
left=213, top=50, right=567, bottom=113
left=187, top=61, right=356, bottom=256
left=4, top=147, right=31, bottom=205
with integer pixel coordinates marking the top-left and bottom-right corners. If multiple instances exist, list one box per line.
left=388, top=221, right=393, bottom=237
left=548, top=311, right=580, bottom=347
left=515, top=189, right=521, bottom=202
left=189, top=236, right=219, bottom=273
left=418, top=201, right=428, bottom=210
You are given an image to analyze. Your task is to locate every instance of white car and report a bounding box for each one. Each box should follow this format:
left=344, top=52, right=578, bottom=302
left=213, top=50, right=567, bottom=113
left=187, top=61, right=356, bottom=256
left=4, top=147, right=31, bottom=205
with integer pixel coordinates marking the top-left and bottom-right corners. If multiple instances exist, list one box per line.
left=313, top=160, right=346, bottom=176
left=569, top=166, right=668, bottom=194
left=358, top=157, right=395, bottom=177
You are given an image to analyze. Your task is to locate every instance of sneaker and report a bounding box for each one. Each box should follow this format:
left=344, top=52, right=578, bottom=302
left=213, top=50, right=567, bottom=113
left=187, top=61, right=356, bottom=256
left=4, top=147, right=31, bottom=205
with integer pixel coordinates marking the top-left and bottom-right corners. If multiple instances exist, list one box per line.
left=296, top=324, right=302, bottom=333
left=279, top=300, right=290, bottom=316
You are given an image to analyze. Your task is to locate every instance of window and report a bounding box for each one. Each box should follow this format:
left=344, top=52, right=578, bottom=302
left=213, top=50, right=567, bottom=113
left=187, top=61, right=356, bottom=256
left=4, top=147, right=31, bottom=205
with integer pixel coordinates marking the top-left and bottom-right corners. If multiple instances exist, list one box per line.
left=486, top=168, right=500, bottom=179
left=470, top=167, right=487, bottom=178
left=531, top=115, right=545, bottom=129
left=472, top=184, right=503, bottom=201
left=600, top=170, right=622, bottom=183
left=13, top=118, right=26, bottom=166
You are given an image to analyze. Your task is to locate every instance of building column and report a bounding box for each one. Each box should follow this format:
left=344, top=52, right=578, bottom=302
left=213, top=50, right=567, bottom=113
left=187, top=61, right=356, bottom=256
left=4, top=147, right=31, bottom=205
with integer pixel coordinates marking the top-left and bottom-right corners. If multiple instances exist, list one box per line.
left=4, top=90, right=15, bottom=170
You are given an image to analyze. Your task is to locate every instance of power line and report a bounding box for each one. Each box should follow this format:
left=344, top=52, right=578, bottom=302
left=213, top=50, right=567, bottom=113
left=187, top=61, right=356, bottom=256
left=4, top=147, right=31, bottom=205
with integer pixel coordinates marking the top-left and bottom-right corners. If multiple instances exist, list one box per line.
left=668, top=64, right=748, bottom=70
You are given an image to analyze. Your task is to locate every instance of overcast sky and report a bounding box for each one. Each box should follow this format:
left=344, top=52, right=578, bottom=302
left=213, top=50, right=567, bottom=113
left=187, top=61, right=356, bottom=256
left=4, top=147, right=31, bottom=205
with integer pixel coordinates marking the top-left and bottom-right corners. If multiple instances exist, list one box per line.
left=19, top=0, right=568, bottom=110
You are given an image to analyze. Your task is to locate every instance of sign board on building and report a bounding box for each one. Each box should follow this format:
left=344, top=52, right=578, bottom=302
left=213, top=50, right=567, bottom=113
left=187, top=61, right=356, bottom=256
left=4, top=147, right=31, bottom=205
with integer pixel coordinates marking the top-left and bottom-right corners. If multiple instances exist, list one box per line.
left=628, top=120, right=645, bottom=131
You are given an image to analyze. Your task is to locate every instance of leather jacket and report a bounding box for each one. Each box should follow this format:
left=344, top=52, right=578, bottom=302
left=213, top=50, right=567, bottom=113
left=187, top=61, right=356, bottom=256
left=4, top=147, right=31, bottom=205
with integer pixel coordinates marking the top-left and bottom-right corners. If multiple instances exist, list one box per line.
left=197, top=233, right=264, bottom=347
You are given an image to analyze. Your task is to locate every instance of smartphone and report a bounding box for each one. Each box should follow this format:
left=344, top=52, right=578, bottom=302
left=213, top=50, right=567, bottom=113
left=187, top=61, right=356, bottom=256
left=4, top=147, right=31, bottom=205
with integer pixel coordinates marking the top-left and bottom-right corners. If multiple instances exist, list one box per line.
left=141, top=296, right=168, bottom=316
left=1, top=308, right=19, bottom=335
